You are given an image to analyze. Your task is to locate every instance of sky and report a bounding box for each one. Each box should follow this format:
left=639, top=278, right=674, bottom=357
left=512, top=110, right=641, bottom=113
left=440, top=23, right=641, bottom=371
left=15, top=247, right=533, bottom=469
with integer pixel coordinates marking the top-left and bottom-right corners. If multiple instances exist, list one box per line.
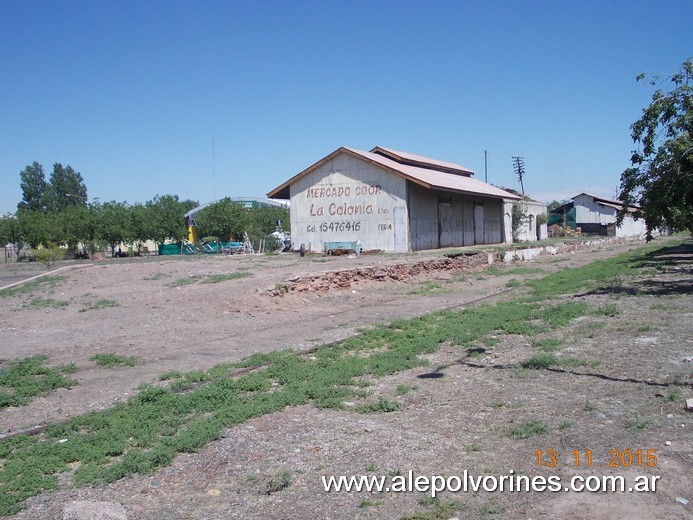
left=1, top=0, right=691, bottom=214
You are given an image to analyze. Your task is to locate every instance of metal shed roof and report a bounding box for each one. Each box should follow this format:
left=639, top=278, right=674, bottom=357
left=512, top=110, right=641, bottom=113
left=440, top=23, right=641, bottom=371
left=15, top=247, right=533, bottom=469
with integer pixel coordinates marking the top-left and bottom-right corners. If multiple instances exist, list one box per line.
left=267, top=146, right=520, bottom=201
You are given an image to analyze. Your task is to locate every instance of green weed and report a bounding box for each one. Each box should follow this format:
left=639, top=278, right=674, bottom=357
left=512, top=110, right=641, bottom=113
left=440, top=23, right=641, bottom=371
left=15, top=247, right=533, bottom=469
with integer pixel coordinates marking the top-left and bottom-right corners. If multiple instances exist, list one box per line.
left=479, top=500, right=507, bottom=516
left=201, top=272, right=251, bottom=284
left=28, top=298, right=69, bottom=309
left=355, top=398, right=400, bottom=414
left=90, top=353, right=136, bottom=368
left=521, top=354, right=559, bottom=369
left=0, top=276, right=66, bottom=298
left=405, top=497, right=462, bottom=520
left=531, top=338, right=562, bottom=352
left=594, top=303, right=620, bottom=317
left=508, top=420, right=550, bottom=439
left=0, top=356, right=77, bottom=409
left=265, top=471, right=291, bottom=494
left=624, top=416, right=649, bottom=431
left=80, top=299, right=119, bottom=312
left=396, top=385, right=416, bottom=396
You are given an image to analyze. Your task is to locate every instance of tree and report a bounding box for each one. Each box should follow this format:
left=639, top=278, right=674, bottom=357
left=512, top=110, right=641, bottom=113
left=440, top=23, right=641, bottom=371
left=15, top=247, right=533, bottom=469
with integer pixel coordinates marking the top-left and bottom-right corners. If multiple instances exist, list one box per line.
left=245, top=205, right=290, bottom=247
left=146, top=195, right=189, bottom=246
left=98, top=201, right=132, bottom=256
left=0, top=214, right=23, bottom=261
left=546, top=199, right=570, bottom=212
left=16, top=209, right=55, bottom=248
left=45, top=163, right=88, bottom=213
left=619, top=58, right=693, bottom=240
left=17, top=162, right=48, bottom=213
left=195, top=198, right=248, bottom=242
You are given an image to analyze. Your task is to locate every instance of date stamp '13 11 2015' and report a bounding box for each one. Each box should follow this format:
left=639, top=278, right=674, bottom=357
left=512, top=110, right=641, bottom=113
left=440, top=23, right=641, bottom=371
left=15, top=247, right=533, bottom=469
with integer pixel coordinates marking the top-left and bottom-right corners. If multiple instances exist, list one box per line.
left=535, top=449, right=658, bottom=468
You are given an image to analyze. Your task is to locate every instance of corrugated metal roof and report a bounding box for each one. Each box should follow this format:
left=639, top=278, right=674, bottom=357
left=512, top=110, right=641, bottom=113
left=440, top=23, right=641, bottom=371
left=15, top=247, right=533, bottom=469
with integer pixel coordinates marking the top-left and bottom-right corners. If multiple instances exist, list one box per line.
left=370, top=146, right=474, bottom=176
left=267, top=146, right=520, bottom=201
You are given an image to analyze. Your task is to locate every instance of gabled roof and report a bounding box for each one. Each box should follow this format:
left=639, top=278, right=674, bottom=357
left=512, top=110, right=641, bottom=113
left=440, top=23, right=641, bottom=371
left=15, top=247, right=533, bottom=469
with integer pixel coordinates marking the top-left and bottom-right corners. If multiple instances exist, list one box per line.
left=574, top=193, right=640, bottom=213
left=267, top=146, right=520, bottom=201
left=370, top=146, right=474, bottom=176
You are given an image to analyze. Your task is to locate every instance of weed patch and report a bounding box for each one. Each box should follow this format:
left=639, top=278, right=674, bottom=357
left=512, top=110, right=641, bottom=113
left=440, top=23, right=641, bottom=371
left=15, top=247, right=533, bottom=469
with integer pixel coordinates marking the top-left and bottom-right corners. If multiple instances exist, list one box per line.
left=531, top=338, right=562, bottom=352
left=80, top=299, right=119, bottom=312
left=90, top=353, right=137, bottom=368
left=0, top=356, right=77, bottom=409
left=521, top=354, right=559, bottom=369
left=28, top=298, right=69, bottom=309
left=0, top=276, right=66, bottom=298
left=403, top=496, right=462, bottom=520
left=508, top=420, right=550, bottom=439
left=167, top=272, right=250, bottom=287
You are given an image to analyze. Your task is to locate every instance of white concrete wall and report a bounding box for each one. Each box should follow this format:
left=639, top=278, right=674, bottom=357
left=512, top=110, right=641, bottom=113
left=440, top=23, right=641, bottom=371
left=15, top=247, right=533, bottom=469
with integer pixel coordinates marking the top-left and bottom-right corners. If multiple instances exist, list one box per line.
left=615, top=215, right=647, bottom=238
left=514, top=199, right=547, bottom=242
left=289, top=152, right=408, bottom=253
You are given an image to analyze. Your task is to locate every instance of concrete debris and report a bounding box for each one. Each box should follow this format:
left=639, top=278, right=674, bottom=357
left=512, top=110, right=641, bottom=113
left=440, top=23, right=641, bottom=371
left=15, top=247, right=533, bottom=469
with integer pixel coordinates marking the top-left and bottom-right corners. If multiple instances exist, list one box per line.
left=265, top=254, right=490, bottom=296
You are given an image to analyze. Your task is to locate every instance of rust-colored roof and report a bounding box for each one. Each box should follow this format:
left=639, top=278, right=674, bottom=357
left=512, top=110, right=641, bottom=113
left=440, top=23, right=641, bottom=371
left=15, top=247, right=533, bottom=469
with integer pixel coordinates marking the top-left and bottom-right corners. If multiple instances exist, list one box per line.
left=267, top=146, right=520, bottom=201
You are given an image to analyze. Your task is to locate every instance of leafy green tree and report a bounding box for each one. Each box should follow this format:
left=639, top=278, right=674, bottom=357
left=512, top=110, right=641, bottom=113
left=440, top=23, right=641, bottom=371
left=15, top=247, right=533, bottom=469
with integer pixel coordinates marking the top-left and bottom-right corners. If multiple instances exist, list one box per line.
left=17, top=162, right=48, bottom=213
left=245, top=205, right=290, bottom=246
left=195, top=198, right=249, bottom=242
left=128, top=203, right=151, bottom=254
left=45, top=163, right=88, bottom=213
left=16, top=209, right=55, bottom=248
left=619, top=58, right=692, bottom=239
left=146, top=195, right=189, bottom=247
left=59, top=204, right=98, bottom=256
left=97, top=201, right=132, bottom=255
left=546, top=199, right=570, bottom=212
left=0, top=214, right=24, bottom=261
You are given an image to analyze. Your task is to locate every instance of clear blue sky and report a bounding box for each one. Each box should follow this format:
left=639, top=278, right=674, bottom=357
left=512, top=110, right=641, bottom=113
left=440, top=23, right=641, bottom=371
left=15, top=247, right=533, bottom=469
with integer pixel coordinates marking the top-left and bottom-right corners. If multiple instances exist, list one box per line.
left=1, top=0, right=691, bottom=214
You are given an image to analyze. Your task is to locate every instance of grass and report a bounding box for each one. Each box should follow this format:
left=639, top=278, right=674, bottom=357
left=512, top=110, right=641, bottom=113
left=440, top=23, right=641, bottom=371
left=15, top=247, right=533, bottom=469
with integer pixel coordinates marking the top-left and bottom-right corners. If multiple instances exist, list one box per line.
left=479, top=500, right=507, bottom=516
left=0, top=355, right=78, bottom=409
left=396, top=384, right=416, bottom=396
left=402, top=497, right=462, bottom=520
left=360, top=499, right=384, bottom=508
left=79, top=299, right=119, bottom=312
left=531, top=338, right=562, bottom=352
left=28, top=298, right=69, bottom=309
left=167, top=272, right=251, bottom=287
left=594, top=303, right=620, bottom=316
left=624, top=416, right=649, bottom=432
left=0, top=276, right=66, bottom=298
left=265, top=471, right=291, bottom=494
left=508, top=420, right=550, bottom=439
left=355, top=398, right=400, bottom=414
left=0, top=241, right=679, bottom=516
left=90, top=353, right=137, bottom=368
left=521, top=354, right=559, bottom=369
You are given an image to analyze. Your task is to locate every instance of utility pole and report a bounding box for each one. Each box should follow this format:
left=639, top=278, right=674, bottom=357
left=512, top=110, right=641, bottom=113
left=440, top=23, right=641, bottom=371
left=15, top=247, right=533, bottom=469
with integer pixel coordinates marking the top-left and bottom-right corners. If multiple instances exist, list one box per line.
left=484, top=150, right=488, bottom=183
left=512, top=156, right=525, bottom=195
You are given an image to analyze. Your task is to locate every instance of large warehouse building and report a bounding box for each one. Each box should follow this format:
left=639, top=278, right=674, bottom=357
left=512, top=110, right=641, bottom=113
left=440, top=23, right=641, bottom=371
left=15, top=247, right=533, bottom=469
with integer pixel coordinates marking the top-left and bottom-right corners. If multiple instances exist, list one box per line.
left=268, top=146, right=521, bottom=253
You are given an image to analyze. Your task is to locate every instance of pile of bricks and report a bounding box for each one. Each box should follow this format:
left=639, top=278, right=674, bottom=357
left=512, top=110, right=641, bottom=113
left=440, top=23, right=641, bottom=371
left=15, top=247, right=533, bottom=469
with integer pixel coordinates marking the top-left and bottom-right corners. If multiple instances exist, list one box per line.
left=264, top=252, right=491, bottom=296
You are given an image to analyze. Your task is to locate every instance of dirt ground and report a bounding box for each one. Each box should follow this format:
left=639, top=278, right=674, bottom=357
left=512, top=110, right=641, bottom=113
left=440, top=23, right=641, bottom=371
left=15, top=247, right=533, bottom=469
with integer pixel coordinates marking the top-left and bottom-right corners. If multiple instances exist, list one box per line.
left=0, top=237, right=691, bottom=519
